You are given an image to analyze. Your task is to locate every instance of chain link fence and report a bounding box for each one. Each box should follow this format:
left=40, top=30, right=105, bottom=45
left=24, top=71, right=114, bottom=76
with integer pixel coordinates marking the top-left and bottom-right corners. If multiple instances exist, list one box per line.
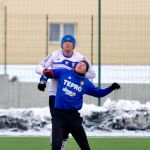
left=1, top=0, right=150, bottom=108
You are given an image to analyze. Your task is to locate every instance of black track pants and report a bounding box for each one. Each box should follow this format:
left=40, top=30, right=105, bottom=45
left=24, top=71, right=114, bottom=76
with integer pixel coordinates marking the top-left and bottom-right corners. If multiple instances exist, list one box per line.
left=52, top=109, right=91, bottom=150
left=49, top=95, right=56, bottom=116
left=49, top=96, right=69, bottom=141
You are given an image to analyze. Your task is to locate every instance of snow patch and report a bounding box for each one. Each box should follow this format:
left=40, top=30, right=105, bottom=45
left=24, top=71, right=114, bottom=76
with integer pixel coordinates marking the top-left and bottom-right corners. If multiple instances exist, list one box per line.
left=0, top=99, right=150, bottom=136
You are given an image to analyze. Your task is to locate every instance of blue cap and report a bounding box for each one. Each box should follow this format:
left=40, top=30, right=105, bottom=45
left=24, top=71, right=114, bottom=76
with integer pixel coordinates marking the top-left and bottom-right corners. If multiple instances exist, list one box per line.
left=61, top=35, right=76, bottom=48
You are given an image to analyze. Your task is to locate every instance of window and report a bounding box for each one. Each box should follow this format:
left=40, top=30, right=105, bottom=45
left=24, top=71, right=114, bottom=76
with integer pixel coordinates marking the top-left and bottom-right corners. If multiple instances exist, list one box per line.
left=64, top=24, right=75, bottom=35
left=49, top=24, right=60, bottom=42
left=49, top=23, right=76, bottom=43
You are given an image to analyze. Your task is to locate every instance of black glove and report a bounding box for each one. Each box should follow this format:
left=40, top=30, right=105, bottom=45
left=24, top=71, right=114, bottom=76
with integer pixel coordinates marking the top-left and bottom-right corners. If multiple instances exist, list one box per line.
left=38, top=82, right=46, bottom=92
left=38, top=75, right=47, bottom=92
left=110, top=82, right=121, bottom=90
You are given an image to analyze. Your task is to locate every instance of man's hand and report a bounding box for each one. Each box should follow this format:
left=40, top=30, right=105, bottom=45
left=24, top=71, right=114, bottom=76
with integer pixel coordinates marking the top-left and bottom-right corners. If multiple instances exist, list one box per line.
left=38, top=75, right=47, bottom=92
left=43, top=69, right=54, bottom=79
left=38, top=82, right=46, bottom=91
left=110, top=82, right=121, bottom=90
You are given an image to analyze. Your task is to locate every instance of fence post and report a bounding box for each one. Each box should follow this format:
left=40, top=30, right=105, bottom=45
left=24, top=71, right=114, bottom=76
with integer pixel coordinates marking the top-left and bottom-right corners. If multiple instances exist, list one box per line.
left=46, top=14, right=49, bottom=56
left=91, top=15, right=94, bottom=65
left=98, top=0, right=101, bottom=106
left=4, top=6, right=7, bottom=74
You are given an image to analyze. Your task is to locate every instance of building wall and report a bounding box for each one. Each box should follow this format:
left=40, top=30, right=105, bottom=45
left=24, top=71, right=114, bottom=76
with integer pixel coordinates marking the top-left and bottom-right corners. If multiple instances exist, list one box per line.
left=0, top=75, right=150, bottom=108
left=0, top=0, right=98, bottom=64
left=0, top=0, right=150, bottom=65
left=102, top=0, right=150, bottom=65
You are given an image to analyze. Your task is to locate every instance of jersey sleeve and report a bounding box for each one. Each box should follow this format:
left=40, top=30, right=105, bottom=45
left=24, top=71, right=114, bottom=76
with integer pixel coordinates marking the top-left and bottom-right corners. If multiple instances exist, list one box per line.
left=35, top=54, right=53, bottom=75
left=51, top=69, right=67, bottom=79
left=84, top=80, right=113, bottom=98
left=82, top=57, right=96, bottom=80
left=35, top=50, right=61, bottom=75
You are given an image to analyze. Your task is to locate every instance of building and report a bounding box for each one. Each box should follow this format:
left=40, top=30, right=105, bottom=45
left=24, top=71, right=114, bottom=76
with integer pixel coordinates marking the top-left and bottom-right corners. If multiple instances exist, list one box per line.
left=0, top=0, right=150, bottom=65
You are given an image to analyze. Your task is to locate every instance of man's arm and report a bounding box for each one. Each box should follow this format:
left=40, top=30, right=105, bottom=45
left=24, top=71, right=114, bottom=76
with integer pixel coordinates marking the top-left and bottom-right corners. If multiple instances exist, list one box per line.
left=84, top=80, right=120, bottom=98
left=37, top=69, right=67, bottom=91
left=35, top=50, right=60, bottom=75
left=43, top=68, right=67, bottom=79
left=38, top=75, right=48, bottom=92
left=35, top=54, right=53, bottom=75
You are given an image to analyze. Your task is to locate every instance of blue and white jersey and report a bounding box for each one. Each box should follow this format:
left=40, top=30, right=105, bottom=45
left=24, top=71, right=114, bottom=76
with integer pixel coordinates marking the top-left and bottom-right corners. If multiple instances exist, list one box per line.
left=35, top=50, right=96, bottom=95
left=51, top=69, right=112, bottom=110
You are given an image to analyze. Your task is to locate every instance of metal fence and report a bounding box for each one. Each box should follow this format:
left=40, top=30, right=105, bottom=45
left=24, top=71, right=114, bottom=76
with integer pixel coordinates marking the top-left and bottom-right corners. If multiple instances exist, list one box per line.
left=1, top=1, right=150, bottom=108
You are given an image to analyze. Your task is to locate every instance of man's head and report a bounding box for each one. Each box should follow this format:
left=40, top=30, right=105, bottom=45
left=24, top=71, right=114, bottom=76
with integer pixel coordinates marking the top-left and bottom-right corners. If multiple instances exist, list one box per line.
left=61, top=35, right=76, bottom=51
left=75, top=60, right=89, bottom=76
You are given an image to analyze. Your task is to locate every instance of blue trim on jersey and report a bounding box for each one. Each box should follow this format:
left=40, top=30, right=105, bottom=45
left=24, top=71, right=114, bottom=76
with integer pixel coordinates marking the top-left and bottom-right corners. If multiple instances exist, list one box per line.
left=40, top=75, right=48, bottom=82
left=52, top=59, right=78, bottom=69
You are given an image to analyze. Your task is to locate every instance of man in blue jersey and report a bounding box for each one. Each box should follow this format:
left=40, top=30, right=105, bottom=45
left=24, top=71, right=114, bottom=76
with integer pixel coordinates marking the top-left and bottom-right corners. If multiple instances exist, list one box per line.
left=35, top=35, right=96, bottom=149
left=38, top=60, right=120, bottom=150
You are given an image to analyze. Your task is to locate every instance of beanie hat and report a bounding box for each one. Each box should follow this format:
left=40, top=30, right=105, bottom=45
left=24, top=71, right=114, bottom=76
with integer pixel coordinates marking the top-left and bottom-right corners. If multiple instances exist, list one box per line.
left=74, top=60, right=90, bottom=76
left=61, top=35, right=76, bottom=48
left=80, top=60, right=90, bottom=72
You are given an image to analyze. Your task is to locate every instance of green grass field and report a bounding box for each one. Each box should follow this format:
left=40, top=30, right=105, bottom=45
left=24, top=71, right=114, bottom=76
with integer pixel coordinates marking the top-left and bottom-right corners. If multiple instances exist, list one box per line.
left=0, top=137, right=150, bottom=150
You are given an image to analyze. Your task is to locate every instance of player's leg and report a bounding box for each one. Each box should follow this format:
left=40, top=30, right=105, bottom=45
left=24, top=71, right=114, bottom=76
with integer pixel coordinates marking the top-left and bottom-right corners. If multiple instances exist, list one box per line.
left=49, top=96, right=69, bottom=150
left=51, top=116, right=63, bottom=150
left=61, top=127, right=69, bottom=150
left=61, top=139, right=67, bottom=150
left=49, top=96, right=56, bottom=146
left=52, top=110, right=68, bottom=150
left=69, top=113, right=91, bottom=150
left=49, top=95, right=55, bottom=116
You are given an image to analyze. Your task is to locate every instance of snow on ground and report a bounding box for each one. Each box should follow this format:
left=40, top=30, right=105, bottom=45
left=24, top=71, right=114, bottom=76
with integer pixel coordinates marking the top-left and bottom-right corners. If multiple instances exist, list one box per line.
left=0, top=99, right=150, bottom=137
